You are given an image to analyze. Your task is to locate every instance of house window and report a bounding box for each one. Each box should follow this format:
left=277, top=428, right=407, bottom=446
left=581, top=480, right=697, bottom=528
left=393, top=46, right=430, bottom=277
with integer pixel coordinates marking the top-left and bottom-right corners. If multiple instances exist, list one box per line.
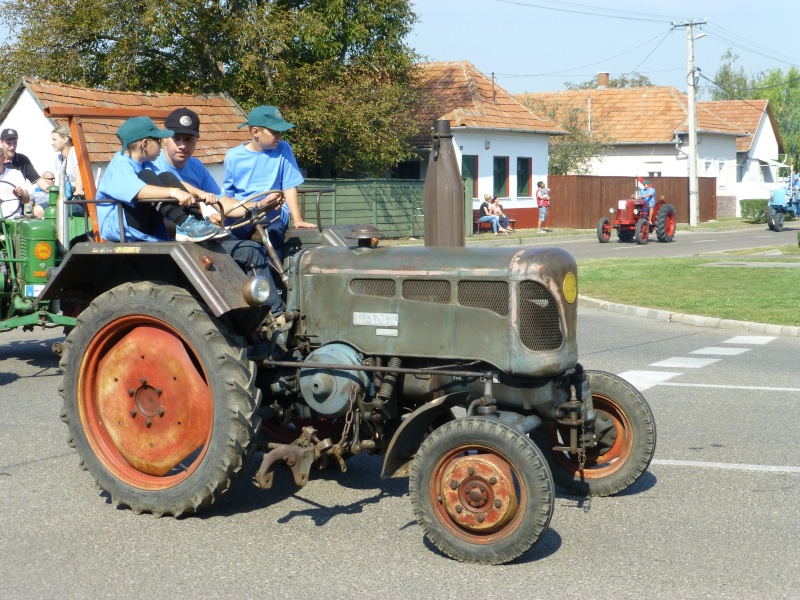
left=517, top=157, right=532, bottom=197
left=493, top=156, right=508, bottom=197
left=718, top=159, right=726, bottom=188
left=647, top=171, right=661, bottom=178
left=461, top=155, right=478, bottom=199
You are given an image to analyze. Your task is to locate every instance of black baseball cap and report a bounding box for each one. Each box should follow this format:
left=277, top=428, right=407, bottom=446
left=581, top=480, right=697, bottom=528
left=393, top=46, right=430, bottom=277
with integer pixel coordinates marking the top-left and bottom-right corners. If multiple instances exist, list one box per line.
left=164, top=108, right=201, bottom=137
left=1, top=128, right=19, bottom=141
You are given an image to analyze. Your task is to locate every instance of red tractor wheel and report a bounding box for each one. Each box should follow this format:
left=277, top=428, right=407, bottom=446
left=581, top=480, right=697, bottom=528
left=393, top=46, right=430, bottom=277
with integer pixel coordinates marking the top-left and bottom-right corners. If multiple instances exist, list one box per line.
left=655, top=204, right=676, bottom=242
left=409, top=417, right=554, bottom=564
left=634, top=218, right=649, bottom=244
left=597, top=217, right=611, bottom=243
left=60, top=282, right=260, bottom=517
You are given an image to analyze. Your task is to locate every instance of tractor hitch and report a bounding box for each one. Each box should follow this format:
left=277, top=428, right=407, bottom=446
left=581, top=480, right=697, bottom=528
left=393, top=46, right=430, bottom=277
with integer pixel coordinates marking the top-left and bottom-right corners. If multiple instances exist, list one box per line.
left=254, top=427, right=333, bottom=490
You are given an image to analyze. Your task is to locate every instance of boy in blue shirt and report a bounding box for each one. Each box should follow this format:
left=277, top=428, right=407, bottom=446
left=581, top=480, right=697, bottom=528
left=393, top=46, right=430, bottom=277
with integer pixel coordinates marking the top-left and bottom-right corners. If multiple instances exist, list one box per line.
left=155, top=107, right=283, bottom=316
left=96, top=116, right=225, bottom=242
left=640, top=179, right=656, bottom=219
left=223, top=106, right=315, bottom=259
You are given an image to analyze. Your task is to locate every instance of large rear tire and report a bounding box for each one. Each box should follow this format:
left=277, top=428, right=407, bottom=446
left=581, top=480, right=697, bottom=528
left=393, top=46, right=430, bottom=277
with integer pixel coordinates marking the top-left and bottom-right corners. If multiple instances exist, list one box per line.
left=536, top=371, right=656, bottom=497
left=655, top=203, right=676, bottom=242
left=60, top=281, right=261, bottom=517
left=409, top=417, right=554, bottom=564
left=597, top=218, right=611, bottom=243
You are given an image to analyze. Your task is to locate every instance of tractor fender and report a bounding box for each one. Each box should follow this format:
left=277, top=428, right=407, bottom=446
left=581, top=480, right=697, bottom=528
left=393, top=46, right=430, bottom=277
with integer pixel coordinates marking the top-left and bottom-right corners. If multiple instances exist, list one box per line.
left=380, top=392, right=470, bottom=479
left=37, top=241, right=252, bottom=317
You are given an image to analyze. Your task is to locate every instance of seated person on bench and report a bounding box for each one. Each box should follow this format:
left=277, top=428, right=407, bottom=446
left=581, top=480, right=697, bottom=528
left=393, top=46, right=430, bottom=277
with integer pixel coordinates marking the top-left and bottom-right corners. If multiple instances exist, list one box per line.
left=95, top=116, right=227, bottom=243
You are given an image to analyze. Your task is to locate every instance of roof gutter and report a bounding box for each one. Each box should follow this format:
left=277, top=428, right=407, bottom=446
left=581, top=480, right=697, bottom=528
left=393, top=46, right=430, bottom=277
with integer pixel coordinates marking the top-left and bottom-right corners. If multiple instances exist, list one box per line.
left=454, top=125, right=570, bottom=136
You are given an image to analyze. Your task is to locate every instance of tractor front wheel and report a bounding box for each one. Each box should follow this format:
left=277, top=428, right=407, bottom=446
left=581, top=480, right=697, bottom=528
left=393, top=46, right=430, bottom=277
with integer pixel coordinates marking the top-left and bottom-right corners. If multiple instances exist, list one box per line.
left=59, top=281, right=261, bottom=517
left=766, top=205, right=775, bottom=231
left=655, top=203, right=676, bottom=242
left=617, top=229, right=634, bottom=242
left=773, top=210, right=784, bottom=232
left=635, top=218, right=649, bottom=244
left=597, top=217, right=611, bottom=243
left=409, top=417, right=554, bottom=564
left=535, top=371, right=656, bottom=497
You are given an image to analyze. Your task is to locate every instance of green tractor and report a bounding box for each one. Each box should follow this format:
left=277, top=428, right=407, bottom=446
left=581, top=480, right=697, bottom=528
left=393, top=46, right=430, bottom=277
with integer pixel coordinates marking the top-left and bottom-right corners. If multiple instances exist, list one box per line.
left=37, top=113, right=656, bottom=565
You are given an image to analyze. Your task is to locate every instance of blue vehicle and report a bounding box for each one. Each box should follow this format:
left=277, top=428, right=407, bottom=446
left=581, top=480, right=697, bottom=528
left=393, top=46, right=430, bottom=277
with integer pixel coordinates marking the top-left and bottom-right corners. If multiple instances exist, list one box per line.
left=767, top=185, right=798, bottom=232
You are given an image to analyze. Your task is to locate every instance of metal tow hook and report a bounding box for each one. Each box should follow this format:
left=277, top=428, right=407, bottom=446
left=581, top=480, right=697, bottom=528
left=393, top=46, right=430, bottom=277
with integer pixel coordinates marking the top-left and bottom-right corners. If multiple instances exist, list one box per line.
left=552, top=385, right=585, bottom=457
left=254, top=427, right=333, bottom=490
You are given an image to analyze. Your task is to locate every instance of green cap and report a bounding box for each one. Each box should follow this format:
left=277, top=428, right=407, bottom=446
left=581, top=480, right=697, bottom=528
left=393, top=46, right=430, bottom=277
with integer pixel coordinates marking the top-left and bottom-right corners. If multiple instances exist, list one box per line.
left=238, top=106, right=295, bottom=131
left=117, top=116, right=173, bottom=149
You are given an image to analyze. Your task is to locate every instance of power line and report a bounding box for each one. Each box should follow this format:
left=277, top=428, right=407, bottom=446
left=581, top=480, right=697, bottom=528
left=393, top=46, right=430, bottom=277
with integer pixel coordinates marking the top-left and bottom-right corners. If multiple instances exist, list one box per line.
left=698, top=72, right=772, bottom=115
left=621, top=29, right=673, bottom=80
left=703, top=31, right=800, bottom=67
left=495, top=29, right=674, bottom=78
left=497, top=68, right=685, bottom=79
left=705, top=22, right=800, bottom=66
left=493, top=0, right=674, bottom=23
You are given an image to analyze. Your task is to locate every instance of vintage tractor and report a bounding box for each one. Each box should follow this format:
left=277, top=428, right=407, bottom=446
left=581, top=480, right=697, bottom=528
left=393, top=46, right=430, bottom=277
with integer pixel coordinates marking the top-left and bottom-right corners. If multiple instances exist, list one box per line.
left=766, top=186, right=798, bottom=232
left=597, top=196, right=676, bottom=244
left=38, top=113, right=656, bottom=565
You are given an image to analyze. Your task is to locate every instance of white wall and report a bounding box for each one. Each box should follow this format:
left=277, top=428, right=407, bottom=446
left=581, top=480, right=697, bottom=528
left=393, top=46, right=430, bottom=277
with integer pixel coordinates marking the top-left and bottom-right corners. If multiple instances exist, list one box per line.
left=451, top=129, right=550, bottom=210
left=734, top=114, right=781, bottom=203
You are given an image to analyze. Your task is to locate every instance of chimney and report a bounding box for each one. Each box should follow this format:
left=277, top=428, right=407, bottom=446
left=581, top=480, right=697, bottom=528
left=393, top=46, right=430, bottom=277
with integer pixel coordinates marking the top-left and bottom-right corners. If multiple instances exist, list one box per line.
left=597, top=72, right=610, bottom=89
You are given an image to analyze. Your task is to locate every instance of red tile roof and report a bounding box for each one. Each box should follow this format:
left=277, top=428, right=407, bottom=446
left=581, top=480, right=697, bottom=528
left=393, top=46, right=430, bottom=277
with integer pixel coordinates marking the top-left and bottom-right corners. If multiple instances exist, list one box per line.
left=413, top=62, right=567, bottom=146
left=517, top=87, right=747, bottom=144
left=7, top=77, right=249, bottom=164
left=699, top=99, right=784, bottom=153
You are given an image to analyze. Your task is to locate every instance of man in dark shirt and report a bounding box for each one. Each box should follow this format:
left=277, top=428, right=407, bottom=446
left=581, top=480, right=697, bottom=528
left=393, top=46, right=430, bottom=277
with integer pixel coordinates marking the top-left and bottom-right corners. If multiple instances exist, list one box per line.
left=1, top=128, right=44, bottom=189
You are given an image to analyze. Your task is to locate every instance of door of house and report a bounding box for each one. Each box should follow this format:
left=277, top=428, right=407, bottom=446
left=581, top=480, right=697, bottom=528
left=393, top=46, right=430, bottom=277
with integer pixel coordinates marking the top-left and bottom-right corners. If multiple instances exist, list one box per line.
left=461, top=155, right=478, bottom=200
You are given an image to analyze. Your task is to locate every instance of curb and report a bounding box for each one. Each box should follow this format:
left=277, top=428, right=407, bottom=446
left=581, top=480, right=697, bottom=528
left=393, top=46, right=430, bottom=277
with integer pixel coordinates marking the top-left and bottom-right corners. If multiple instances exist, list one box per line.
left=579, top=295, right=800, bottom=338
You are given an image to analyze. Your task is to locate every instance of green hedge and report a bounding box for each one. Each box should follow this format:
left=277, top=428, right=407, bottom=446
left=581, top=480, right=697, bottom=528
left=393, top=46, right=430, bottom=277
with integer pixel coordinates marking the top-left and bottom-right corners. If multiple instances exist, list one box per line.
left=740, top=198, right=768, bottom=223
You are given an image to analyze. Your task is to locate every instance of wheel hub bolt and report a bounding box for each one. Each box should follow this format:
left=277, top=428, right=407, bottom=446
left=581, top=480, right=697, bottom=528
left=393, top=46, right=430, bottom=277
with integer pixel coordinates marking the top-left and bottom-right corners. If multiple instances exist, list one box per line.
left=127, top=389, right=135, bottom=397
left=450, top=479, right=458, bottom=490
left=140, top=378, right=147, bottom=385
left=145, top=419, right=152, bottom=428
left=158, top=408, right=166, bottom=417
left=477, top=515, right=485, bottom=523
left=494, top=499, right=502, bottom=508
left=155, top=388, right=163, bottom=396
left=130, top=410, right=137, bottom=417
left=455, top=505, right=463, bottom=513
left=467, top=467, right=475, bottom=476
left=489, top=477, right=497, bottom=485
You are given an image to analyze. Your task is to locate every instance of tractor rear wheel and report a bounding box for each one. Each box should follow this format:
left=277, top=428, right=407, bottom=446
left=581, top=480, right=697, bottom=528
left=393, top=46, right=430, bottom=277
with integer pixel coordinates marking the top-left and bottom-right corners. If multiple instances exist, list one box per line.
left=597, top=218, right=611, bottom=243
left=766, top=206, right=775, bottom=231
left=634, top=218, right=649, bottom=244
left=655, top=203, right=676, bottom=242
left=773, top=211, right=784, bottom=232
left=409, top=417, right=554, bottom=564
left=59, top=281, right=261, bottom=517
left=535, top=371, right=656, bottom=497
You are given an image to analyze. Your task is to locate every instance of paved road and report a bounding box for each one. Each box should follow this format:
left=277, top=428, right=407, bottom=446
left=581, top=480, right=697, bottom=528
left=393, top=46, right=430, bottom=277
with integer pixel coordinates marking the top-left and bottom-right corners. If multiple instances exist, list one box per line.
left=1, top=311, right=798, bottom=600
left=551, top=223, right=799, bottom=260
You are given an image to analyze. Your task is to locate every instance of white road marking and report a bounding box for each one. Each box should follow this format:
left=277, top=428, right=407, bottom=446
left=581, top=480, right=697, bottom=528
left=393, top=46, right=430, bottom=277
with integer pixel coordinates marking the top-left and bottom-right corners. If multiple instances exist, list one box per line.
left=694, top=239, right=714, bottom=243
left=723, top=336, right=777, bottom=345
left=649, top=357, right=721, bottom=368
left=617, top=370, right=682, bottom=391
left=755, top=235, right=774, bottom=238
left=651, top=459, right=800, bottom=473
left=690, top=346, right=751, bottom=356
left=659, top=382, right=800, bottom=392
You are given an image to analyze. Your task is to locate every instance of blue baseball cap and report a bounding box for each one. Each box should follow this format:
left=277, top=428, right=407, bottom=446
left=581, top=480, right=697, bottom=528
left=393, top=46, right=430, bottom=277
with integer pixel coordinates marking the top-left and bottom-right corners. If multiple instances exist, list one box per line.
left=117, top=117, right=173, bottom=148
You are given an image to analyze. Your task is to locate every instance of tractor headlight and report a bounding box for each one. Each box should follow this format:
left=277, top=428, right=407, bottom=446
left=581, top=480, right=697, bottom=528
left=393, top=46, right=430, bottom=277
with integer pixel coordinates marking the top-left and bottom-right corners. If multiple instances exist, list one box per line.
left=609, top=208, right=616, bottom=214
left=242, top=276, right=271, bottom=306
left=633, top=209, right=639, bottom=215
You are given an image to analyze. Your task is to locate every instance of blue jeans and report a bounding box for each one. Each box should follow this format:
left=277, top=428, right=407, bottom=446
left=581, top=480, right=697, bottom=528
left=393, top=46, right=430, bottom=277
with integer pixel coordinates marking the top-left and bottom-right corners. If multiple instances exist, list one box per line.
left=479, top=215, right=500, bottom=233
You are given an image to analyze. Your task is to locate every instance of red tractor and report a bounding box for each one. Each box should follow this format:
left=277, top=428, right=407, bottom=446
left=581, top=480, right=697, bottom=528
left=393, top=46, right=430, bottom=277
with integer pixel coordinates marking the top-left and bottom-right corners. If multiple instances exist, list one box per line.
left=597, top=196, right=676, bottom=244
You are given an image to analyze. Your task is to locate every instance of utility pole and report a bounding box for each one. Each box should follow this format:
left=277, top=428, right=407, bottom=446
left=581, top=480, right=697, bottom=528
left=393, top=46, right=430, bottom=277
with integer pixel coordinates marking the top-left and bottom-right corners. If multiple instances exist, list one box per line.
left=672, top=19, right=706, bottom=227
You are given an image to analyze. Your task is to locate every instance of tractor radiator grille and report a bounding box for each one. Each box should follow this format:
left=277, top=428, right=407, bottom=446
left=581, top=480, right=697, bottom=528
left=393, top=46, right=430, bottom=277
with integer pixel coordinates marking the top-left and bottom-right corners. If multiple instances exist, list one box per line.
left=350, top=278, right=396, bottom=298
left=517, top=281, right=563, bottom=351
left=402, top=279, right=451, bottom=304
left=457, top=281, right=509, bottom=316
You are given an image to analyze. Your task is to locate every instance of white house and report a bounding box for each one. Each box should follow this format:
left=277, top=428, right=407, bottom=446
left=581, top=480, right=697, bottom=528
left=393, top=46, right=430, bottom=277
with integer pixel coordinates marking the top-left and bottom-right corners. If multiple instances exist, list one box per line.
left=399, top=62, right=567, bottom=228
left=700, top=99, right=786, bottom=205
left=519, top=78, right=750, bottom=216
left=0, top=77, right=249, bottom=188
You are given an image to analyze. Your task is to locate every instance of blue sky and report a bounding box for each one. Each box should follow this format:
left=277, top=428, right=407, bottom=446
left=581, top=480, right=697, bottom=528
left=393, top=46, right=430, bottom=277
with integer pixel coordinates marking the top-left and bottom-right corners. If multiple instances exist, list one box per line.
left=409, top=0, right=800, bottom=97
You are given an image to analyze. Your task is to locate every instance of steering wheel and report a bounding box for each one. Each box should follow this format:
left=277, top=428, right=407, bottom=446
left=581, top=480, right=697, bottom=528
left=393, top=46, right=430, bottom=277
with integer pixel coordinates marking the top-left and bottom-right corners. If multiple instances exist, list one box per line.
left=224, top=189, right=285, bottom=231
left=0, top=180, right=23, bottom=218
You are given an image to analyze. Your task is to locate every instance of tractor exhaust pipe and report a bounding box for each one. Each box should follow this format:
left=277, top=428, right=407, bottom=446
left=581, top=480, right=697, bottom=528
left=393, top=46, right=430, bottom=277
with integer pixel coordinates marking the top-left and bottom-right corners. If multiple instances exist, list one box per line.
left=56, top=152, right=70, bottom=254
left=423, top=120, right=465, bottom=247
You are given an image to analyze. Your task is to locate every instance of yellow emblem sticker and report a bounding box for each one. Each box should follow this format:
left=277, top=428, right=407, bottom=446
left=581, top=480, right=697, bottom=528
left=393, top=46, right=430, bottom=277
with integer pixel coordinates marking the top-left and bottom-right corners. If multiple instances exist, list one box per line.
left=34, top=243, right=52, bottom=260
left=563, top=272, right=577, bottom=304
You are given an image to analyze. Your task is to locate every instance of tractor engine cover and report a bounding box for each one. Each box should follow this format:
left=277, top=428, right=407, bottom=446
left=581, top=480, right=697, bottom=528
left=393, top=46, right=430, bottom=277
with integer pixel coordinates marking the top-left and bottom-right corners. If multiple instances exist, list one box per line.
left=298, top=344, right=371, bottom=417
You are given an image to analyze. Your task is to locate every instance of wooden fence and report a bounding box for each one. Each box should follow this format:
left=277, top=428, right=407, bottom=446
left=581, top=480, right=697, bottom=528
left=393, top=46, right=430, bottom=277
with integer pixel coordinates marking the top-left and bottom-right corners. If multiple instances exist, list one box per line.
left=544, top=175, right=716, bottom=229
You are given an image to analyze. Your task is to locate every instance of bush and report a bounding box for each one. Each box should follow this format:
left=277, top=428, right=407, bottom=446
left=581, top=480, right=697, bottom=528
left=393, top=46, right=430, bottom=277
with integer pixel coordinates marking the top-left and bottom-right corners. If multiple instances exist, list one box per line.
left=740, top=198, right=768, bottom=223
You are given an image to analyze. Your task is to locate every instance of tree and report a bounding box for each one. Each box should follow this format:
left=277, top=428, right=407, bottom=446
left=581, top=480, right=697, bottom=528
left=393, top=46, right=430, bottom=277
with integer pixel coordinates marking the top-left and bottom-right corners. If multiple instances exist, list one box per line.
left=0, top=0, right=424, bottom=177
left=704, top=49, right=752, bottom=100
left=522, top=97, right=611, bottom=175
left=564, top=72, right=653, bottom=90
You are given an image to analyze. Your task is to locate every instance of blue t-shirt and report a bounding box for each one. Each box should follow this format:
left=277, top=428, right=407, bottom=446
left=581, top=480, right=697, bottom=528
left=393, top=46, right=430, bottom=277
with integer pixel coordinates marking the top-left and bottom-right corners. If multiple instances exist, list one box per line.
left=641, top=186, right=656, bottom=207
left=223, top=141, right=304, bottom=239
left=154, top=153, right=222, bottom=195
left=96, top=153, right=166, bottom=242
